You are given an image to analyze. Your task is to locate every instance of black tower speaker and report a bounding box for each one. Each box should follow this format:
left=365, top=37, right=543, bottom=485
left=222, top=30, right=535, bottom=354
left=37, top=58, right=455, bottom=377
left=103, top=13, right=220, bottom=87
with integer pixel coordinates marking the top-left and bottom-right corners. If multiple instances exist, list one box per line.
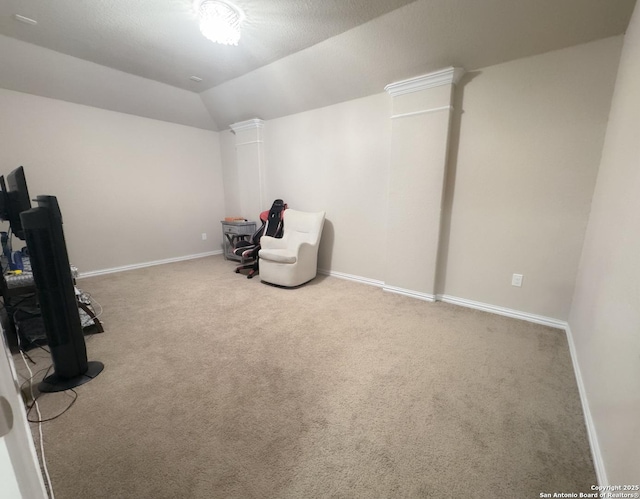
left=20, top=195, right=103, bottom=392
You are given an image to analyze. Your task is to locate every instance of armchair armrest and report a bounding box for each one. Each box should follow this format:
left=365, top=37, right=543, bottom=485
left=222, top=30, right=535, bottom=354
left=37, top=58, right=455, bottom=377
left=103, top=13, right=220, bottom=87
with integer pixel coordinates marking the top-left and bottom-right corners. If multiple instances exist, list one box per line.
left=297, top=241, right=317, bottom=259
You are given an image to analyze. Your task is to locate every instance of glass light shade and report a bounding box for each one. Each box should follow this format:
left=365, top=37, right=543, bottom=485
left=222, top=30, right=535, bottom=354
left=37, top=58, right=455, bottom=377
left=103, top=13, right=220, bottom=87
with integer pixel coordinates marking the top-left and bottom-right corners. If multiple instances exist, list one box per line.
left=195, top=0, right=243, bottom=46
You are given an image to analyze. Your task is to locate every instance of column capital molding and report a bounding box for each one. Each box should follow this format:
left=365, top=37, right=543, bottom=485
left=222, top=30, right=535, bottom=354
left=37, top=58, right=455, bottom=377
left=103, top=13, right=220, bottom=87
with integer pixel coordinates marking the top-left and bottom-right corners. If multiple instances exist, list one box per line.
left=230, top=118, right=264, bottom=133
left=385, top=67, right=465, bottom=97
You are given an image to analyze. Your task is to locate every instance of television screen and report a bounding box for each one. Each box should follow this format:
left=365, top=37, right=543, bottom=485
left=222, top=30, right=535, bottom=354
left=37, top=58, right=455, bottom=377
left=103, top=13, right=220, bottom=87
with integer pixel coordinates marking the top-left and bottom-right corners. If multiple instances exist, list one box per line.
left=6, top=166, right=32, bottom=240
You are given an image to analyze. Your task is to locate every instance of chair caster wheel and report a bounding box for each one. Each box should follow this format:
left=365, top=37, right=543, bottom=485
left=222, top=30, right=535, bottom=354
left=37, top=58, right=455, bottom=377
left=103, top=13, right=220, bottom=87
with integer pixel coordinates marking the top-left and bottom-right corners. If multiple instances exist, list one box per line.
left=247, top=274, right=254, bottom=279
left=235, top=269, right=240, bottom=273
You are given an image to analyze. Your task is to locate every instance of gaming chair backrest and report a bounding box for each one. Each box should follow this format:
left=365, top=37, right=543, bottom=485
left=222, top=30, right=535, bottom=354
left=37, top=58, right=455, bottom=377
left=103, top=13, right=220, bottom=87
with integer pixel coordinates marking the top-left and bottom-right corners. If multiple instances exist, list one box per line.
left=263, top=199, right=286, bottom=239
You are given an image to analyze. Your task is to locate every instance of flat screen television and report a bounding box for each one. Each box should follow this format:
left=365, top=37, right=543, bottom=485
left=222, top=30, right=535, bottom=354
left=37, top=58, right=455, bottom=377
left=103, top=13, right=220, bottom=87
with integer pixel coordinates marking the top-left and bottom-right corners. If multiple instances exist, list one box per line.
left=5, top=166, right=32, bottom=240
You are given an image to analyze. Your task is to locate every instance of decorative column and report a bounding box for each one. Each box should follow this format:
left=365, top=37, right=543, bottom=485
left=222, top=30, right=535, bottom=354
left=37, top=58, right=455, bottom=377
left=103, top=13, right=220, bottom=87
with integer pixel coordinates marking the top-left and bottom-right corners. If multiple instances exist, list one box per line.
left=383, top=67, right=464, bottom=300
left=229, top=118, right=266, bottom=222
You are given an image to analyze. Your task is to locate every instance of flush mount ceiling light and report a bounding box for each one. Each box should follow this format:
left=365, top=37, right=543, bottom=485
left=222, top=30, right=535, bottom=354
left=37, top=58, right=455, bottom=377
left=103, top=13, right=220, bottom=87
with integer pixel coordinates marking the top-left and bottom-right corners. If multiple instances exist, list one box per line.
left=193, top=0, right=244, bottom=46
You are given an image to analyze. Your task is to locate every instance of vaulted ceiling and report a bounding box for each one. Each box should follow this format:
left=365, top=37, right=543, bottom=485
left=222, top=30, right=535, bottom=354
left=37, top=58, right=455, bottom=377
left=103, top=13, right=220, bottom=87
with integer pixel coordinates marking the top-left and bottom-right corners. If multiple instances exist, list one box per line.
left=0, top=0, right=636, bottom=131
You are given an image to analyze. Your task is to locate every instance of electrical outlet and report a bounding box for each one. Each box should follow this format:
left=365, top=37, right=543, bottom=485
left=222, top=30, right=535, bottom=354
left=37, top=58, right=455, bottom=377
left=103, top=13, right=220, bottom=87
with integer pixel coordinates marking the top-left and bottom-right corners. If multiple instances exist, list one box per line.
left=201, top=233, right=207, bottom=241
left=512, top=274, right=523, bottom=287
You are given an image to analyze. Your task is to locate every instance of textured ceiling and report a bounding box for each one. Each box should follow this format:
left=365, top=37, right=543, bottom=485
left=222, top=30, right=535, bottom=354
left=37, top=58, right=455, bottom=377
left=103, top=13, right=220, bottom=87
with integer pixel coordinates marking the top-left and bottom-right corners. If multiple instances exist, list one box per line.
left=0, top=0, right=418, bottom=91
left=0, top=0, right=637, bottom=130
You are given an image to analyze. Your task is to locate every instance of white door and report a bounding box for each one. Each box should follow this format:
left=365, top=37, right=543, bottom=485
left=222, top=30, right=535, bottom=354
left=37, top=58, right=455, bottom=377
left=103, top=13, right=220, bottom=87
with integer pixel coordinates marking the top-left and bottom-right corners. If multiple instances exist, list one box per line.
left=0, top=327, right=48, bottom=499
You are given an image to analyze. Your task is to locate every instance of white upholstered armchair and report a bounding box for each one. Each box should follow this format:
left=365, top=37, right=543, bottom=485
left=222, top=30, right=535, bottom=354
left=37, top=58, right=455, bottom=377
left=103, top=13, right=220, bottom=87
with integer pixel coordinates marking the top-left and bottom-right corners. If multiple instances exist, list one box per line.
left=258, top=209, right=326, bottom=287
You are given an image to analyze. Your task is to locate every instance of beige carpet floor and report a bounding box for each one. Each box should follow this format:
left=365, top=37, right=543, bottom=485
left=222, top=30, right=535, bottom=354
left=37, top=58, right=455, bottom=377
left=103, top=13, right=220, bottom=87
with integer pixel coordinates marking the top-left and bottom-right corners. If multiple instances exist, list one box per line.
left=14, top=255, right=596, bottom=498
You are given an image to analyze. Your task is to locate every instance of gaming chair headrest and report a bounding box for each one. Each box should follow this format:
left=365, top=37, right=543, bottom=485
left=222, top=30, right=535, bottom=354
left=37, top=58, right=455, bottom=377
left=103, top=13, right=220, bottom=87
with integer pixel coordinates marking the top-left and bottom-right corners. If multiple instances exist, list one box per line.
left=264, top=199, right=286, bottom=238
left=269, top=199, right=286, bottom=218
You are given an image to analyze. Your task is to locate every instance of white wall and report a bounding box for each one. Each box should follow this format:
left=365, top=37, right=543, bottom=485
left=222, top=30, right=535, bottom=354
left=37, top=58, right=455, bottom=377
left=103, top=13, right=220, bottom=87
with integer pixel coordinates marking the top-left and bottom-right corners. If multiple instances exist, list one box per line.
left=440, top=36, right=623, bottom=320
left=220, top=37, right=622, bottom=320
left=0, top=88, right=225, bottom=274
left=568, top=3, right=640, bottom=484
left=261, top=93, right=392, bottom=281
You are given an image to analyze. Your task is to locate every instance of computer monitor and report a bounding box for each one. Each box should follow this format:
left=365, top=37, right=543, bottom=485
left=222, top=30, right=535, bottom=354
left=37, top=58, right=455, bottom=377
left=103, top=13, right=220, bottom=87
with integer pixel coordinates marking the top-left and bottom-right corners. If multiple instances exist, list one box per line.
left=5, top=166, right=32, bottom=240
left=0, top=176, right=9, bottom=222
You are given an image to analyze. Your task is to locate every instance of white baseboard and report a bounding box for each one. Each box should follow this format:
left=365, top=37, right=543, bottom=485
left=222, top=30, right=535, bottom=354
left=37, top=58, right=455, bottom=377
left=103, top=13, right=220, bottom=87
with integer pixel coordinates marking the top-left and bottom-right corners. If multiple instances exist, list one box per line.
left=318, top=269, right=436, bottom=302
left=383, top=285, right=435, bottom=302
left=78, top=250, right=222, bottom=278
left=564, top=324, right=607, bottom=485
left=317, top=268, right=384, bottom=288
left=436, top=294, right=567, bottom=330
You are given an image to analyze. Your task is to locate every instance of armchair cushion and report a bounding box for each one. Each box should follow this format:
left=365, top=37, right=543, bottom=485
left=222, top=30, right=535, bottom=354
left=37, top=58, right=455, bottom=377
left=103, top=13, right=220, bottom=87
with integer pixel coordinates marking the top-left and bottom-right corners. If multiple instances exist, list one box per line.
left=259, top=249, right=297, bottom=264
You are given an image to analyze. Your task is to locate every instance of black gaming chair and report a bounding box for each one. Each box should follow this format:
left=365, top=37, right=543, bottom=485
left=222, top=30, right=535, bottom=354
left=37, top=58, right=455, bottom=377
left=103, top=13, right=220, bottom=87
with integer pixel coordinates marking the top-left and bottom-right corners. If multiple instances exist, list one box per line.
left=233, top=199, right=286, bottom=278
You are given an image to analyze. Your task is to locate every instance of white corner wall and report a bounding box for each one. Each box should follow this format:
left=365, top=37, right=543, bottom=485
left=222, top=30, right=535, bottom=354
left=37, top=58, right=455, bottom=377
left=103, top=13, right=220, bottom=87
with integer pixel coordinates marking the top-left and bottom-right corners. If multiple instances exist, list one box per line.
left=0, top=88, right=225, bottom=274
left=440, top=36, right=623, bottom=320
left=568, top=3, right=640, bottom=484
